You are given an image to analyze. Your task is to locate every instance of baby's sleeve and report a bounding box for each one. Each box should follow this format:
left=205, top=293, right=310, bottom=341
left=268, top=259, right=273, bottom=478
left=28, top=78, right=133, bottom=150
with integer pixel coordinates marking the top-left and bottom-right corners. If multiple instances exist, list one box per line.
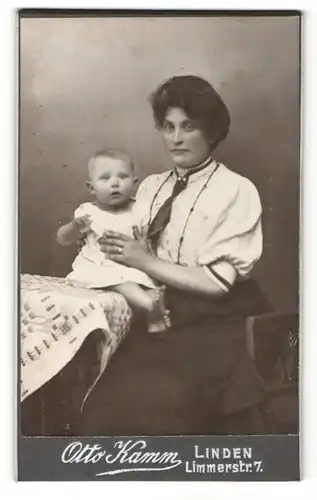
left=73, top=203, right=88, bottom=219
left=198, top=178, right=263, bottom=292
left=73, top=202, right=101, bottom=234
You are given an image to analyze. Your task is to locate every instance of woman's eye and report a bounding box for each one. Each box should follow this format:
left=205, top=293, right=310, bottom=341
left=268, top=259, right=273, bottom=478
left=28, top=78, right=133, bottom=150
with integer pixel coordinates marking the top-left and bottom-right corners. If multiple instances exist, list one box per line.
left=184, top=122, right=194, bottom=132
left=163, top=122, right=174, bottom=132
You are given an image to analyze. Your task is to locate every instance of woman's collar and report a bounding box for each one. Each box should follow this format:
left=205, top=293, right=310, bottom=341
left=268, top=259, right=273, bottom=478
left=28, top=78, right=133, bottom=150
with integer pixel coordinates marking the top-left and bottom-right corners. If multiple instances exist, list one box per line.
left=174, top=156, right=217, bottom=183
left=174, top=154, right=213, bottom=177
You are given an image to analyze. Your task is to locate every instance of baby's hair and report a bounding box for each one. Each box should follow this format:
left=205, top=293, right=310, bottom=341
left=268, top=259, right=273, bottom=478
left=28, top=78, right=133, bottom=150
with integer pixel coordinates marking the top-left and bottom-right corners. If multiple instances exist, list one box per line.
left=88, top=148, right=134, bottom=178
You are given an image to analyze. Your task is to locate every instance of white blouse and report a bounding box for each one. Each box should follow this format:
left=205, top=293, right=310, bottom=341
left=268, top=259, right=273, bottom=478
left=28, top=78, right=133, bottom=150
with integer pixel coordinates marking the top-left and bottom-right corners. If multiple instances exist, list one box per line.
left=134, top=161, right=263, bottom=292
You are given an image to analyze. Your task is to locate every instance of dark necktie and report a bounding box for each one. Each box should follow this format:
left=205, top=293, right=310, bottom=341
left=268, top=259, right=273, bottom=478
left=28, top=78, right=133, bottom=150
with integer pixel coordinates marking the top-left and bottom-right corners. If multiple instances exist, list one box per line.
left=147, top=157, right=213, bottom=253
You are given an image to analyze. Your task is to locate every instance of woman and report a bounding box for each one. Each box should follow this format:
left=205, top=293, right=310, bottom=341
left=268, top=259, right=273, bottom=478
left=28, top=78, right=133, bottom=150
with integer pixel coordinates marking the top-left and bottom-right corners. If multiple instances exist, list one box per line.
left=80, top=75, right=271, bottom=435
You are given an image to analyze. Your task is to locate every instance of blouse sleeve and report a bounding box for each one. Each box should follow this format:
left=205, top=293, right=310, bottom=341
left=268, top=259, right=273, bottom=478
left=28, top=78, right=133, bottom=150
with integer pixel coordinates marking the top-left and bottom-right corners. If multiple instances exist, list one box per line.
left=198, top=178, right=263, bottom=292
left=132, top=175, right=158, bottom=236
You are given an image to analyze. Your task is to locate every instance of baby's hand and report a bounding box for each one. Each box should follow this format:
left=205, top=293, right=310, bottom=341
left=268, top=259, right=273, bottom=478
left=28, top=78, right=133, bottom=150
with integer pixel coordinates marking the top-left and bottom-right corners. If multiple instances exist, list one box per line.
left=73, top=214, right=92, bottom=234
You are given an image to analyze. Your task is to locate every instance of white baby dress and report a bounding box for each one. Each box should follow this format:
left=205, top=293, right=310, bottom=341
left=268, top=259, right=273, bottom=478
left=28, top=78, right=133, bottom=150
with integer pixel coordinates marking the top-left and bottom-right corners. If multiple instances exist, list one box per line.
left=66, top=202, right=156, bottom=289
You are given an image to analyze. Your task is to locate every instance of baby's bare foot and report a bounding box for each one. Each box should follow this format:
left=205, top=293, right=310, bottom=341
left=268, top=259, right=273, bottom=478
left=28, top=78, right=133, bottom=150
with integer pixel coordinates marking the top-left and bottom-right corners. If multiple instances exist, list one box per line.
left=147, top=287, right=170, bottom=333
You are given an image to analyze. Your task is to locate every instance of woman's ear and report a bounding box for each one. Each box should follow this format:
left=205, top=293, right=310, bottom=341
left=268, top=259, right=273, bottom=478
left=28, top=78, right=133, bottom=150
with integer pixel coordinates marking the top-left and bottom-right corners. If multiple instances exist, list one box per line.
left=208, top=137, right=220, bottom=153
left=86, top=181, right=94, bottom=194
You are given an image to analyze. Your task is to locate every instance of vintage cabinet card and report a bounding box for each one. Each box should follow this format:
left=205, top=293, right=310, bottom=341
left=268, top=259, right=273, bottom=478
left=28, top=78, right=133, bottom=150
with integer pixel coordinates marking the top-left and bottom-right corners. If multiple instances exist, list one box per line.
left=18, top=9, right=301, bottom=481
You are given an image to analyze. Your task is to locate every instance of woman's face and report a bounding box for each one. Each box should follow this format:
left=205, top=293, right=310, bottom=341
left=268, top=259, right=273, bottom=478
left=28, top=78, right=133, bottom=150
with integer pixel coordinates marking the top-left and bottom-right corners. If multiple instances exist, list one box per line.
left=161, top=107, right=211, bottom=168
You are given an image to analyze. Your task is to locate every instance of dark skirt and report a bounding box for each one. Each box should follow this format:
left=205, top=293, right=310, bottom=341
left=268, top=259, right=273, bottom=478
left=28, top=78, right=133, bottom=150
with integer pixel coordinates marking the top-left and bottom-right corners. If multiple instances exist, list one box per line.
left=79, top=280, right=272, bottom=435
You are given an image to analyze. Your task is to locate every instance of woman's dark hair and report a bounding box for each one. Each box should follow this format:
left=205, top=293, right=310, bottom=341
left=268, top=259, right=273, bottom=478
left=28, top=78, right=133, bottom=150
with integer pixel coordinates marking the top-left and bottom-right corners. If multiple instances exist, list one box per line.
left=150, top=75, right=230, bottom=145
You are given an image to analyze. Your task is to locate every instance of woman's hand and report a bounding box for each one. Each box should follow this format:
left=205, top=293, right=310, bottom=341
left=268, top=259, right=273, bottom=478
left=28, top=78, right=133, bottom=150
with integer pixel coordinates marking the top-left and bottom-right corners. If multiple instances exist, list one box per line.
left=98, top=226, right=152, bottom=269
left=98, top=228, right=227, bottom=297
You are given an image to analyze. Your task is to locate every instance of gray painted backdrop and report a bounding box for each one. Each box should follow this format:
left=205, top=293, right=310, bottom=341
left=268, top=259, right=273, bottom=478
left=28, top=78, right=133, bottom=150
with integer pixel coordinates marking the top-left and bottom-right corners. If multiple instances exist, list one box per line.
left=20, top=15, right=300, bottom=312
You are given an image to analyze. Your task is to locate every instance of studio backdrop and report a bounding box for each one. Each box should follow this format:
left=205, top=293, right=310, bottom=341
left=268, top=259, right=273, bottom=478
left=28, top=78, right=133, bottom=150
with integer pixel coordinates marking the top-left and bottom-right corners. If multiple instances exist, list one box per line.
left=20, top=15, right=300, bottom=313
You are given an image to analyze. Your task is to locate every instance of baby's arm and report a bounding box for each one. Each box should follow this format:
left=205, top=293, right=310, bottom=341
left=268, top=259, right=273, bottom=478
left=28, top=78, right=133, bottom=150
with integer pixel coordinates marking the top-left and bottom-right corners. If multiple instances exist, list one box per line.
left=57, top=214, right=92, bottom=246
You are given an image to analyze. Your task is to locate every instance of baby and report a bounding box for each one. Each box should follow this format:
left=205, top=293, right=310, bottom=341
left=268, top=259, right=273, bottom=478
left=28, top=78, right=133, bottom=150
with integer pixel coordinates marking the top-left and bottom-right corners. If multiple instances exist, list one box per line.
left=56, top=148, right=167, bottom=332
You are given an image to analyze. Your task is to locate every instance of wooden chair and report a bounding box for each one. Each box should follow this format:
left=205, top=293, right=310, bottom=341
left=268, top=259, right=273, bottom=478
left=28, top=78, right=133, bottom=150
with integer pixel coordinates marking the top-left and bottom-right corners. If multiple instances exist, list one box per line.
left=246, top=311, right=299, bottom=434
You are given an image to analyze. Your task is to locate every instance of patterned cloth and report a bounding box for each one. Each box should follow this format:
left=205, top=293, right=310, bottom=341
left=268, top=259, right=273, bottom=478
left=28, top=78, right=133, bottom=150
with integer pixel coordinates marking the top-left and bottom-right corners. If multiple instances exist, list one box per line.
left=20, top=274, right=132, bottom=405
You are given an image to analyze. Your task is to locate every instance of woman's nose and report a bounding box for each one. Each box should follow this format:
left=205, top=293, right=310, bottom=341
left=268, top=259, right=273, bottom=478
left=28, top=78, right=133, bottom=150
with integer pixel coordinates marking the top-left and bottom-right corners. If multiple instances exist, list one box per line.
left=172, top=128, right=183, bottom=144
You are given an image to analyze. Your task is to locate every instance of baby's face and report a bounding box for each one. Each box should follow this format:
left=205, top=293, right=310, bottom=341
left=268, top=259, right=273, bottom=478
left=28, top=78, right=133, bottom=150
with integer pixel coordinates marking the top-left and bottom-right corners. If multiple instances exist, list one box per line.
left=88, top=156, right=135, bottom=208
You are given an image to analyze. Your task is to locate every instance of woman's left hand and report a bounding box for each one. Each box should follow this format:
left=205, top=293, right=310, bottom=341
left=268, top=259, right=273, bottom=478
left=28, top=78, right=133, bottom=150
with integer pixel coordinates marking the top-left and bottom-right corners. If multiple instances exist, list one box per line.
left=98, top=226, right=152, bottom=269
